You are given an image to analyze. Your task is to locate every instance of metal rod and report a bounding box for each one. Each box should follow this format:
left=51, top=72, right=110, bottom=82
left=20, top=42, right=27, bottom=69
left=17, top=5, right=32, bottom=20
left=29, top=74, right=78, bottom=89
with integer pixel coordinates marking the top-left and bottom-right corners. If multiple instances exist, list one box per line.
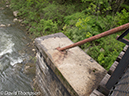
left=57, top=23, right=129, bottom=51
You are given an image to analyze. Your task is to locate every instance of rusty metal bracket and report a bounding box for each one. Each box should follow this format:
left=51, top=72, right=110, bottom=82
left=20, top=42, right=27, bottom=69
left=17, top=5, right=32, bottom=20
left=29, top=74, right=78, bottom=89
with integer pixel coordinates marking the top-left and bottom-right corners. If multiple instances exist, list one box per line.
left=116, top=28, right=129, bottom=45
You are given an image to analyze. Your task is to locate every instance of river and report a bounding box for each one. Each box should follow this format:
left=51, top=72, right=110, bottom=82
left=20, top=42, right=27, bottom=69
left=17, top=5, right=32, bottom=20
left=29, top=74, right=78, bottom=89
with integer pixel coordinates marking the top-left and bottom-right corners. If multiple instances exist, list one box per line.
left=0, top=1, right=36, bottom=95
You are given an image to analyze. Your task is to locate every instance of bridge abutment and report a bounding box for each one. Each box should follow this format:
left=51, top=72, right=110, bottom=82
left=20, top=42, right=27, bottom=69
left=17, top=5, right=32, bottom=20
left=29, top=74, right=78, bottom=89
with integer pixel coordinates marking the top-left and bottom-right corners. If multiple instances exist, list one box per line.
left=34, top=33, right=107, bottom=96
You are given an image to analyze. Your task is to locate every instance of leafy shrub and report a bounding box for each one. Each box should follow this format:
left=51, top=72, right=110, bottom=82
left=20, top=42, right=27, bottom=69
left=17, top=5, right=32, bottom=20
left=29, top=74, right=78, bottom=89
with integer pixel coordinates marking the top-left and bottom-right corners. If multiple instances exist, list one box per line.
left=38, top=19, right=58, bottom=34
left=11, top=0, right=25, bottom=10
left=81, top=0, right=112, bottom=15
left=10, top=0, right=128, bottom=71
left=87, top=34, right=125, bottom=70
left=42, top=3, right=76, bottom=25
left=63, top=13, right=124, bottom=70
left=75, top=17, right=90, bottom=30
left=117, top=9, right=129, bottom=25
left=28, top=19, right=58, bottom=36
left=64, top=12, right=85, bottom=26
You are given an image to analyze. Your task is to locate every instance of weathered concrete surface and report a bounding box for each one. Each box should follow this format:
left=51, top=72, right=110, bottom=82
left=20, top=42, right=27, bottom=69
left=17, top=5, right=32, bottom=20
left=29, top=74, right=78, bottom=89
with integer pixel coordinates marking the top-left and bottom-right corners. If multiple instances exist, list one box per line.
left=35, top=33, right=107, bottom=96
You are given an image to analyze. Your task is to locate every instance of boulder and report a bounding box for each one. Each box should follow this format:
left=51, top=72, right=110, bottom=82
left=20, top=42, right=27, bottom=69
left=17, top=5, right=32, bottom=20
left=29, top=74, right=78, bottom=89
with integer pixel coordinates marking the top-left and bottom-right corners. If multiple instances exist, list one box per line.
left=13, top=11, right=19, bottom=17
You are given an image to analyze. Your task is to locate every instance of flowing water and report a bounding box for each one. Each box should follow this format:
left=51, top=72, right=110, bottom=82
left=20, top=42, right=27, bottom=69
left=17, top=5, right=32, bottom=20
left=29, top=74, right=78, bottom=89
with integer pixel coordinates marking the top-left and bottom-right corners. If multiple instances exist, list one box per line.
left=0, top=1, right=35, bottom=95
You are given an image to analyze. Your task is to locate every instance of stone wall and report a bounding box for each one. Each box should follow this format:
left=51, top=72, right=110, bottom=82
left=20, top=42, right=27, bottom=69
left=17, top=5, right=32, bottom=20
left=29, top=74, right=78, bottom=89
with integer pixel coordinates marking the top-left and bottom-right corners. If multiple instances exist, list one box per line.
left=34, top=51, right=71, bottom=96
left=34, top=33, right=107, bottom=96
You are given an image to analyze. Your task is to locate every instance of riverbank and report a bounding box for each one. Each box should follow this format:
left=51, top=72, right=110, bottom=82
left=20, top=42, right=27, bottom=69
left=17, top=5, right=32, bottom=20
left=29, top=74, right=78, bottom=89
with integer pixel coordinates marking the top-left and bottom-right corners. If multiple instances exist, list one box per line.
left=9, top=0, right=129, bottom=70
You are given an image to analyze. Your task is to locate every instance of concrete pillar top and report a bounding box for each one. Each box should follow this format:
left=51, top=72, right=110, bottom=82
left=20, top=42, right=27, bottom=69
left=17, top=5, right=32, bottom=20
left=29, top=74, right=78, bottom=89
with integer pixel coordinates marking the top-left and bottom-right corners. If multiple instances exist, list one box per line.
left=35, top=33, right=107, bottom=96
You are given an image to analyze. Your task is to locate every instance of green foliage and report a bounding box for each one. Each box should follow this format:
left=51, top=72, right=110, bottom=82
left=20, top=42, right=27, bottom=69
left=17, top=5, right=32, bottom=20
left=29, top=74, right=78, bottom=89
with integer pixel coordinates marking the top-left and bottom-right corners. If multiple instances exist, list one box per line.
left=75, top=17, right=90, bottom=30
left=38, top=19, right=58, bottom=34
left=87, top=35, right=125, bottom=70
left=117, top=9, right=129, bottom=25
left=82, top=0, right=112, bottom=15
left=63, top=13, right=123, bottom=70
left=10, top=0, right=129, bottom=71
left=64, top=12, right=85, bottom=26
left=28, top=19, right=58, bottom=36
left=121, top=4, right=129, bottom=11
left=42, top=3, right=76, bottom=25
left=42, top=4, right=63, bottom=25
left=63, top=27, right=87, bottom=43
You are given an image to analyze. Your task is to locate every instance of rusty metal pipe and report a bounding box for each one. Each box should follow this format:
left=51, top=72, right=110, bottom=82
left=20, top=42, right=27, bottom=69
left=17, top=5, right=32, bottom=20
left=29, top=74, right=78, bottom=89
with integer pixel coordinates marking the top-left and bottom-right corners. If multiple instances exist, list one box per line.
left=57, top=23, right=129, bottom=51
